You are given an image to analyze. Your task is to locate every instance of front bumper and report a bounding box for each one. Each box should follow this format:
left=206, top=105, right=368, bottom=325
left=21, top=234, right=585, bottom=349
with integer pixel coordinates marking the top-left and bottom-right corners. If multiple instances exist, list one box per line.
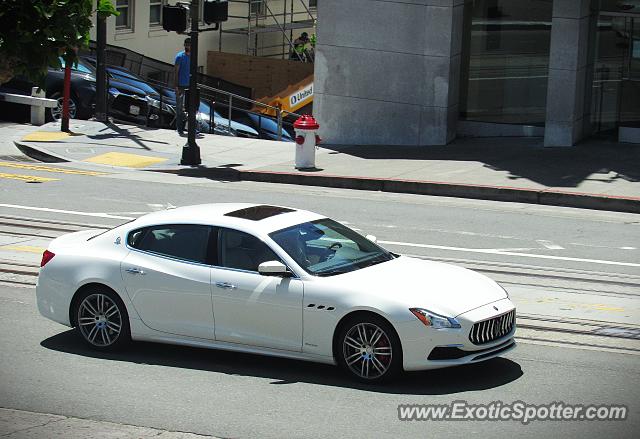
left=397, top=298, right=516, bottom=371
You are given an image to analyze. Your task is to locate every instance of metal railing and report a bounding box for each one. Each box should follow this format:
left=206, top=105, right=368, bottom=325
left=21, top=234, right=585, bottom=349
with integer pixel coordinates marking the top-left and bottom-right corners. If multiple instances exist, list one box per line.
left=197, top=82, right=302, bottom=141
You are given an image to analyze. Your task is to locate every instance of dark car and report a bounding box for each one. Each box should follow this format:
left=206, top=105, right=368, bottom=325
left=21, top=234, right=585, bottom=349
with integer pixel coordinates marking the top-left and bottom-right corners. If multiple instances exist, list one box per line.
left=0, top=58, right=96, bottom=122
left=0, top=58, right=151, bottom=124
left=231, top=109, right=294, bottom=142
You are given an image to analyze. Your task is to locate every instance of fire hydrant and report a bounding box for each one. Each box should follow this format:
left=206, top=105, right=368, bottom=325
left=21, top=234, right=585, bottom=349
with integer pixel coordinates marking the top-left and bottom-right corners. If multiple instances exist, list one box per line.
left=293, top=115, right=321, bottom=169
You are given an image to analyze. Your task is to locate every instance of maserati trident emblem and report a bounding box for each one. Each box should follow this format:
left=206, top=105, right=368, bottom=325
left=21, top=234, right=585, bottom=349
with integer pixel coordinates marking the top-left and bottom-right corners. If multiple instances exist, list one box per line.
left=493, top=306, right=498, bottom=311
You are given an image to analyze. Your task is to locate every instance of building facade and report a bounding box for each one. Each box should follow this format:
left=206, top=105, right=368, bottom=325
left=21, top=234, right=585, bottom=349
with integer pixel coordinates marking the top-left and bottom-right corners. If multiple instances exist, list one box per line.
left=314, top=0, right=640, bottom=146
left=89, top=1, right=317, bottom=73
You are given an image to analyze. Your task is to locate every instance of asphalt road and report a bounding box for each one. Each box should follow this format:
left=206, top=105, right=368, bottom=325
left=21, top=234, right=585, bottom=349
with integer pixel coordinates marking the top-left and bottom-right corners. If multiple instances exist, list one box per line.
left=0, top=284, right=638, bottom=438
left=0, top=158, right=639, bottom=437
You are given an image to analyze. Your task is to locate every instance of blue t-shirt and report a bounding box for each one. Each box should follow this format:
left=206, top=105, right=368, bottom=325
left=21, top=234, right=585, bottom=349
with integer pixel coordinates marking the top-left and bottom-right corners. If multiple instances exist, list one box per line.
left=175, top=50, right=190, bottom=87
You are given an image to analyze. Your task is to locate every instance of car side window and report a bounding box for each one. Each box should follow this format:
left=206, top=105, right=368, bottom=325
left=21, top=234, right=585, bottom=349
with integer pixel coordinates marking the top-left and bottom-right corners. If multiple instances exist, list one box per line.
left=218, top=228, right=280, bottom=272
left=129, top=224, right=212, bottom=264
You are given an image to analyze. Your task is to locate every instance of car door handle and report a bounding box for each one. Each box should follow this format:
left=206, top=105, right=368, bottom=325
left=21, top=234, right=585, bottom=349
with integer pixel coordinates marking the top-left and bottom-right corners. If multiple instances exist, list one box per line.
left=125, top=267, right=146, bottom=275
left=215, top=282, right=237, bottom=290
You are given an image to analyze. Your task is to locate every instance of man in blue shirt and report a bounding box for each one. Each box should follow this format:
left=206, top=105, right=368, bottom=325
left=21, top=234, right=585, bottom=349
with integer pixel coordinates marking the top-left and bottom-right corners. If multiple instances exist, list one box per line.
left=174, top=38, right=191, bottom=135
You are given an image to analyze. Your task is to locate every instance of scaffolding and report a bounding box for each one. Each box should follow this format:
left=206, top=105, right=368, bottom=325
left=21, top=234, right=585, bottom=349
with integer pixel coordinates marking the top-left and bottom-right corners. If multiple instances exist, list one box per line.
left=218, top=0, right=316, bottom=59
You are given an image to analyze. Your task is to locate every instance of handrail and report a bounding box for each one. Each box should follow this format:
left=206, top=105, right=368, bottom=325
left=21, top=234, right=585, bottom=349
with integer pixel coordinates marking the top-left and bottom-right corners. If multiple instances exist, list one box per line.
left=197, top=82, right=303, bottom=141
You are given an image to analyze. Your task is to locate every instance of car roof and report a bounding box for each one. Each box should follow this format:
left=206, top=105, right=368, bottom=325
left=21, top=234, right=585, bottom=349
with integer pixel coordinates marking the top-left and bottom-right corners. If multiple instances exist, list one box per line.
left=128, top=203, right=324, bottom=235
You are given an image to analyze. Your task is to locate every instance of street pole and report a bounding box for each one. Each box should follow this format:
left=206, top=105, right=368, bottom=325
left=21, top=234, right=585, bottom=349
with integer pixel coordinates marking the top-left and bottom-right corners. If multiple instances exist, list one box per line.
left=180, top=0, right=201, bottom=166
left=95, top=0, right=108, bottom=122
left=61, top=61, right=71, bottom=132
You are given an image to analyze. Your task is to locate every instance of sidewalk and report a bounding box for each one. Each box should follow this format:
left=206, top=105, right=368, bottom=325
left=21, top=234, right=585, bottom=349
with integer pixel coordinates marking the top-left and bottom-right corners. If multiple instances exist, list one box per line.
left=0, top=407, right=217, bottom=438
left=8, top=120, right=640, bottom=213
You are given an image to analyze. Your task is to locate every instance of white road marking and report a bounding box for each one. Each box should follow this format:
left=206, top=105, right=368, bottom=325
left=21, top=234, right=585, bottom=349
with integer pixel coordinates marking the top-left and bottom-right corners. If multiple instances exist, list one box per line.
left=571, top=242, right=637, bottom=251
left=110, top=212, right=149, bottom=215
left=536, top=240, right=565, bottom=250
left=490, top=248, right=538, bottom=252
left=379, top=240, right=640, bottom=268
left=0, top=204, right=134, bottom=220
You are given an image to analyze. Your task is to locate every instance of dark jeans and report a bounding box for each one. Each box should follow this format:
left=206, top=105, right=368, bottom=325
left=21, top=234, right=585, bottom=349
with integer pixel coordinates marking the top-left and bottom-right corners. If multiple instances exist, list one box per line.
left=175, top=86, right=187, bottom=133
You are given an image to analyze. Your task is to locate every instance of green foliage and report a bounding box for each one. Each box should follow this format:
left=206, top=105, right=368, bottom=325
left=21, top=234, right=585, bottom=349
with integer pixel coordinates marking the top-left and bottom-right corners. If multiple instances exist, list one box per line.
left=97, top=0, right=120, bottom=19
left=0, top=0, right=94, bottom=85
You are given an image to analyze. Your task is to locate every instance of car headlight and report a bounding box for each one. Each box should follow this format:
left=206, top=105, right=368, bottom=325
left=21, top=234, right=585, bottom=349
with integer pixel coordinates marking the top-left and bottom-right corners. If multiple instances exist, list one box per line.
left=146, top=96, right=175, bottom=113
left=410, top=308, right=461, bottom=329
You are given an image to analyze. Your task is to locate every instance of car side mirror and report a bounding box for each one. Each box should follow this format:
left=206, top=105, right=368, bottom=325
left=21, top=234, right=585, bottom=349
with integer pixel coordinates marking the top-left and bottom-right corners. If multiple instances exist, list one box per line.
left=365, top=234, right=377, bottom=243
left=258, top=260, right=293, bottom=277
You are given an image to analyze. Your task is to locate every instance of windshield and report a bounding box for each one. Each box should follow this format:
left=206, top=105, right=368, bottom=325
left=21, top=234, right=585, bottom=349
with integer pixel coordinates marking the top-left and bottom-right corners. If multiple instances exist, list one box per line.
left=269, top=219, right=394, bottom=276
left=58, top=57, right=94, bottom=74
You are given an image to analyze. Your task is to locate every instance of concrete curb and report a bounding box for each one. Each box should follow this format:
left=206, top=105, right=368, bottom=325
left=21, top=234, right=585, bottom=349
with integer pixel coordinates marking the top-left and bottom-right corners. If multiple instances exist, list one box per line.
left=14, top=139, right=640, bottom=214
left=14, top=141, right=69, bottom=163
left=153, top=167, right=640, bottom=214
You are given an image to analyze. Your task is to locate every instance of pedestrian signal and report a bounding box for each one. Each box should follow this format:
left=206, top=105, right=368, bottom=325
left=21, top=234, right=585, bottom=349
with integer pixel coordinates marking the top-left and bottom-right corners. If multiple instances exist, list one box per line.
left=204, top=1, right=229, bottom=25
left=162, top=5, right=188, bottom=33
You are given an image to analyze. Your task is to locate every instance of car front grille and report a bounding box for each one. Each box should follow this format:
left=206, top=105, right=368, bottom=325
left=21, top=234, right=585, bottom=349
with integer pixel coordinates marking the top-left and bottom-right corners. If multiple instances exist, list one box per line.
left=469, top=309, right=515, bottom=345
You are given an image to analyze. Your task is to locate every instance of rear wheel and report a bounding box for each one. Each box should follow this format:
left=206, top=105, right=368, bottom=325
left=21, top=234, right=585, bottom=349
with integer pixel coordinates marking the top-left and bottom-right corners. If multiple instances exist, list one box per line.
left=48, top=92, right=78, bottom=121
left=75, top=287, right=130, bottom=350
left=336, top=314, right=402, bottom=382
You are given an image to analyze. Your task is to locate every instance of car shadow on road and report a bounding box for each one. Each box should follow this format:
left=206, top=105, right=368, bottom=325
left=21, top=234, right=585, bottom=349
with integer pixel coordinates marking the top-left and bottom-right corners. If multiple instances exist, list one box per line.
left=41, top=330, right=523, bottom=395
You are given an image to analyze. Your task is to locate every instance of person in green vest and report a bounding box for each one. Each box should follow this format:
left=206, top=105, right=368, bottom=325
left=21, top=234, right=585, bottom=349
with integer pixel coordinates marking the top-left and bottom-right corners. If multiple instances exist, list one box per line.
left=290, top=32, right=310, bottom=62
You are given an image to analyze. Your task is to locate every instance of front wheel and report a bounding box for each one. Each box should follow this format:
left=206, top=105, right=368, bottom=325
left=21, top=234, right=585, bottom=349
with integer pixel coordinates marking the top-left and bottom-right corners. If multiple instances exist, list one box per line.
left=75, top=287, right=130, bottom=350
left=336, top=315, right=402, bottom=382
left=48, top=92, right=78, bottom=121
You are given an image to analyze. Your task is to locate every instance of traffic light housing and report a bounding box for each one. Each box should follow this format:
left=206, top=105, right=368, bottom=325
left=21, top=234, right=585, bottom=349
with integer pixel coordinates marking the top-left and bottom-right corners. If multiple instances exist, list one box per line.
left=162, top=4, right=188, bottom=33
left=204, top=0, right=229, bottom=25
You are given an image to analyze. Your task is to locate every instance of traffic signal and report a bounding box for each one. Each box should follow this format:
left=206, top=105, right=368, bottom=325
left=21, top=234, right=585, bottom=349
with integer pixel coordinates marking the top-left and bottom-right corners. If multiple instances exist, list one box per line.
left=204, top=0, right=229, bottom=25
left=162, top=4, right=188, bottom=33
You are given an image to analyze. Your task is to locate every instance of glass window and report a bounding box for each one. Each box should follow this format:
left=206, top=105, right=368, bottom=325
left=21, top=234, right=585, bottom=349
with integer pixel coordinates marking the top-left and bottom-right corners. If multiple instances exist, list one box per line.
left=460, top=0, right=552, bottom=125
left=269, top=219, right=394, bottom=277
left=218, top=228, right=280, bottom=272
left=116, top=0, right=133, bottom=31
left=58, top=57, right=95, bottom=74
left=250, top=0, right=266, bottom=15
left=129, top=224, right=212, bottom=264
left=150, top=0, right=164, bottom=26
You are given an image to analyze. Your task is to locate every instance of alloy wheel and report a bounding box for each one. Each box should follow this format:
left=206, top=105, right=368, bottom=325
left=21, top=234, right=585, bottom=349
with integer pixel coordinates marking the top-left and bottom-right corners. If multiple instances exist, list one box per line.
left=343, top=322, right=393, bottom=380
left=77, top=293, right=123, bottom=347
left=50, top=95, right=77, bottom=120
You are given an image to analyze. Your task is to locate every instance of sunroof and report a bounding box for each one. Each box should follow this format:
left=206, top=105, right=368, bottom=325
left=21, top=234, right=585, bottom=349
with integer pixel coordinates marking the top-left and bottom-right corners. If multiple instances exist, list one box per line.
left=224, top=205, right=295, bottom=221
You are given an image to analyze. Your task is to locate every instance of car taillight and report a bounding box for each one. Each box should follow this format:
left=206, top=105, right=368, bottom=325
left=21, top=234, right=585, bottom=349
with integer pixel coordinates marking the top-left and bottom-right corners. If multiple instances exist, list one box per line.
left=40, top=250, right=55, bottom=267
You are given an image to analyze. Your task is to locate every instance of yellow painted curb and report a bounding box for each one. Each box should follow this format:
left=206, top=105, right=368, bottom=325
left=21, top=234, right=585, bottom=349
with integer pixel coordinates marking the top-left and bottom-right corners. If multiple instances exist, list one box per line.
left=22, top=131, right=77, bottom=142
left=1, top=245, right=46, bottom=254
left=83, top=152, right=167, bottom=168
left=0, top=172, right=58, bottom=183
left=0, top=162, right=107, bottom=176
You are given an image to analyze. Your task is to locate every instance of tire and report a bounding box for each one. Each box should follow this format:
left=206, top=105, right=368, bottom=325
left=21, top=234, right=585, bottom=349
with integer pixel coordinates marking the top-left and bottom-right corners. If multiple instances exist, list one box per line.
left=74, top=286, right=131, bottom=350
left=336, top=314, right=402, bottom=383
left=47, top=92, right=78, bottom=122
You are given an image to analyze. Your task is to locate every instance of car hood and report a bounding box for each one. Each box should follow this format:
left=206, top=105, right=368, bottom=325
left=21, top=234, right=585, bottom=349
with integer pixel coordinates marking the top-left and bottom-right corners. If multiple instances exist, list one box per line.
left=328, top=256, right=507, bottom=317
left=213, top=117, right=259, bottom=136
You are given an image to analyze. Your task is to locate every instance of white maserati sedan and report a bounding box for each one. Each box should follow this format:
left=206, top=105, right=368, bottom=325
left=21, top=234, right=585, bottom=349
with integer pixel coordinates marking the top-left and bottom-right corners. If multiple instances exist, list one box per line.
left=37, top=203, right=516, bottom=382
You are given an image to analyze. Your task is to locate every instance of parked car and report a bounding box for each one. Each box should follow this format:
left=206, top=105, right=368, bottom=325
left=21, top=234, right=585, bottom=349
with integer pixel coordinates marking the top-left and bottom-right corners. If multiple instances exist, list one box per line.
left=96, top=61, right=258, bottom=137
left=0, top=58, right=96, bottom=121
left=36, top=203, right=516, bottom=383
left=197, top=99, right=259, bottom=138
left=231, top=109, right=295, bottom=141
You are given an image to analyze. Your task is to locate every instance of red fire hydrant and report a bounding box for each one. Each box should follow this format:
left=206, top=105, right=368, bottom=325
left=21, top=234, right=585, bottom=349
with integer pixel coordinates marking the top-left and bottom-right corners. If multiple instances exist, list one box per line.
left=293, top=115, right=321, bottom=169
